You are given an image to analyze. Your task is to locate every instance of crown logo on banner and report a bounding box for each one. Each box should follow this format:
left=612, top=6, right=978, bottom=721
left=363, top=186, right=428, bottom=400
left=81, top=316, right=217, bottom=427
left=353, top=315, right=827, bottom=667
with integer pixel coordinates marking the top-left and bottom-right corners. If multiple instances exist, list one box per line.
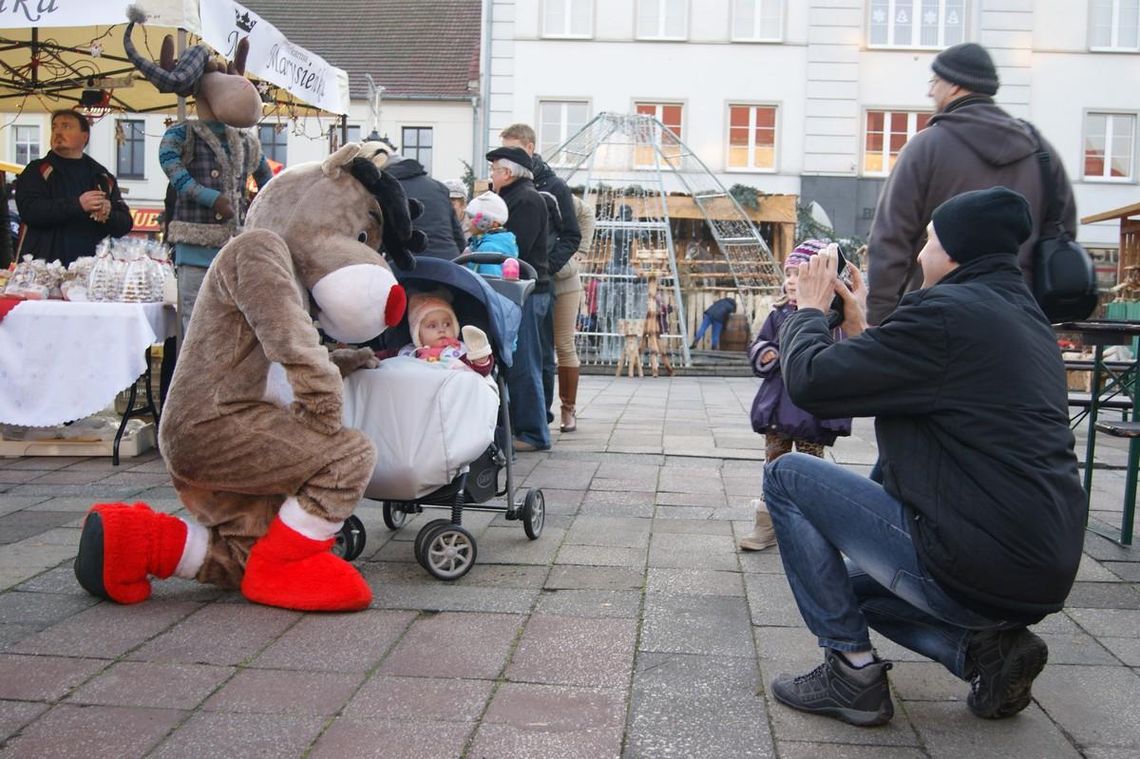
left=235, top=10, right=257, bottom=33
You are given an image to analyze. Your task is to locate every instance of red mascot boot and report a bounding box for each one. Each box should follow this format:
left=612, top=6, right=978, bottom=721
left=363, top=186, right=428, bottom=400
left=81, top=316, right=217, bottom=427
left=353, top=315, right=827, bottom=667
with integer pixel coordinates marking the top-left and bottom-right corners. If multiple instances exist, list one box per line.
left=240, top=505, right=372, bottom=612
left=74, top=502, right=188, bottom=604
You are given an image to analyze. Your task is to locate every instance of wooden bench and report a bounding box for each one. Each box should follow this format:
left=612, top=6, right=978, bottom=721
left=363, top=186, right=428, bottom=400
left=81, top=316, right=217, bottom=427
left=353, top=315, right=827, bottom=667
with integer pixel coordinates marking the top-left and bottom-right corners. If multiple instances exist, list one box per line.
left=1091, top=420, right=1140, bottom=546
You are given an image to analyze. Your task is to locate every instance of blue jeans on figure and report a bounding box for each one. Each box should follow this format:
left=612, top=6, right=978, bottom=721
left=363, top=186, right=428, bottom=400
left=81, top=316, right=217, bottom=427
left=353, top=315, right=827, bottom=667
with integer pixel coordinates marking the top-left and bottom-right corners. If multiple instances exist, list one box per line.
left=508, top=291, right=552, bottom=450
left=762, top=453, right=1015, bottom=678
left=691, top=314, right=723, bottom=349
left=540, top=295, right=556, bottom=425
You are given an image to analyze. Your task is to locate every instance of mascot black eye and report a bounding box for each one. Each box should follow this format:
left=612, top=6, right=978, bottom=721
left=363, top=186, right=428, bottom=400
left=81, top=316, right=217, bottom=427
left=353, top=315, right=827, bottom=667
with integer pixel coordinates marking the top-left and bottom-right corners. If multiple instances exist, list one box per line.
left=357, top=231, right=368, bottom=244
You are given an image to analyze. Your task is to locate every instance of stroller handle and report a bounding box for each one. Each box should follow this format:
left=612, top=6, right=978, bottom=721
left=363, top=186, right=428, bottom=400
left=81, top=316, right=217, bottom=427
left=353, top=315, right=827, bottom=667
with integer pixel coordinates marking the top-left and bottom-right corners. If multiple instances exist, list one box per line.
left=452, top=252, right=537, bottom=281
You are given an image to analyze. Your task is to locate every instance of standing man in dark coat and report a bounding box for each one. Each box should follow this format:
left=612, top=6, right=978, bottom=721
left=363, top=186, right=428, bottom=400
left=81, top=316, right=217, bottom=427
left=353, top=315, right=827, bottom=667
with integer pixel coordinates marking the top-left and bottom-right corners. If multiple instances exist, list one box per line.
left=866, top=42, right=1076, bottom=325
left=762, top=188, right=1085, bottom=727
left=488, top=145, right=551, bottom=451
left=382, top=152, right=466, bottom=260
left=499, top=124, right=582, bottom=426
left=15, top=110, right=132, bottom=265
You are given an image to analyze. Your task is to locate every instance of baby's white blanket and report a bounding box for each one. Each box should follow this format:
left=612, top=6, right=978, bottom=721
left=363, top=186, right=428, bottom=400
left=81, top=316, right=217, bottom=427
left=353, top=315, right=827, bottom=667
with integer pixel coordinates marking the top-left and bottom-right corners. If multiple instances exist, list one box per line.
left=342, top=357, right=499, bottom=501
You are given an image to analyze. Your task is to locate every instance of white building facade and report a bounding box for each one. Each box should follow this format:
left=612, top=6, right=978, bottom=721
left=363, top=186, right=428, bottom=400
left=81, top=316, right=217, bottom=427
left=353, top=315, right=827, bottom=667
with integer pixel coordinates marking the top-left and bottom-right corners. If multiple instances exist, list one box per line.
left=482, top=0, right=1140, bottom=248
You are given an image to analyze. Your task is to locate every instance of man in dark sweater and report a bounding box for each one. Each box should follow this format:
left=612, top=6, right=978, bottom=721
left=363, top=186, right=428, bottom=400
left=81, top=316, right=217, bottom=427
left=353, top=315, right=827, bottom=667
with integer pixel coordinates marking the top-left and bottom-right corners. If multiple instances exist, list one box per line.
left=762, top=188, right=1085, bottom=727
left=689, top=297, right=737, bottom=350
left=865, top=43, right=1076, bottom=325
left=15, top=110, right=132, bottom=265
left=500, top=124, right=582, bottom=425
left=487, top=145, right=551, bottom=450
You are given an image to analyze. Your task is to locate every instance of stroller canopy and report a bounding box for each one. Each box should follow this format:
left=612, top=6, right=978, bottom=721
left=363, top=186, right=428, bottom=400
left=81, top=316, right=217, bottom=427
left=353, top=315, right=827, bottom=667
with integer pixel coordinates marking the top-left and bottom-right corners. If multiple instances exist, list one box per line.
left=390, top=257, right=522, bottom=369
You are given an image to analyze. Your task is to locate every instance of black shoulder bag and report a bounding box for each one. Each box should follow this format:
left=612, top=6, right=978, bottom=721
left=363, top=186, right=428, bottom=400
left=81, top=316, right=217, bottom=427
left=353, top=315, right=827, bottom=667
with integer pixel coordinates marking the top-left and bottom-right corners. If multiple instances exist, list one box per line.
left=1023, top=121, right=1097, bottom=323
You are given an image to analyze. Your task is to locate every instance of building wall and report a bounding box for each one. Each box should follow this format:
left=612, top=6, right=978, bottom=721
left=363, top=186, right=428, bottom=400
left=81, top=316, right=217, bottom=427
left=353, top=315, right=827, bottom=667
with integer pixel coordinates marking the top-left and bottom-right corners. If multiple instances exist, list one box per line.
left=487, top=0, right=1140, bottom=249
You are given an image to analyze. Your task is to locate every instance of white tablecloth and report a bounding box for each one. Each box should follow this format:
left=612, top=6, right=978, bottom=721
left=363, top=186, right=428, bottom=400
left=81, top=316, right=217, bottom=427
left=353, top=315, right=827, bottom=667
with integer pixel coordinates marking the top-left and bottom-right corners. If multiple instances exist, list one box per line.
left=0, top=301, right=176, bottom=428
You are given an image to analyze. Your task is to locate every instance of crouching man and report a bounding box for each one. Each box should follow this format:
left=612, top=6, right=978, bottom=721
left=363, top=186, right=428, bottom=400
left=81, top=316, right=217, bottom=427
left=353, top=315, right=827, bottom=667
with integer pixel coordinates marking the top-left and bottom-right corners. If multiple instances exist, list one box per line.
left=763, top=187, right=1086, bottom=726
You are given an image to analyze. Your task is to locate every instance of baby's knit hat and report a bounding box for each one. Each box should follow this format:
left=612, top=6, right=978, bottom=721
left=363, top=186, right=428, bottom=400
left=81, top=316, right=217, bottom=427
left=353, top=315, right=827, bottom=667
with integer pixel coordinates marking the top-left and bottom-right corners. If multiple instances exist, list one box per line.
left=784, top=239, right=829, bottom=270
left=407, top=290, right=458, bottom=348
left=466, top=191, right=509, bottom=232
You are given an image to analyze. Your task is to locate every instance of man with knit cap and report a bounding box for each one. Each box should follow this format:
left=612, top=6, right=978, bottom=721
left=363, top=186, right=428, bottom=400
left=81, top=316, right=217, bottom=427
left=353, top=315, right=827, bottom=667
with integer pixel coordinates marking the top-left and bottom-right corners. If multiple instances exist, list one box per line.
left=761, top=187, right=1086, bottom=727
left=865, top=41, right=1077, bottom=325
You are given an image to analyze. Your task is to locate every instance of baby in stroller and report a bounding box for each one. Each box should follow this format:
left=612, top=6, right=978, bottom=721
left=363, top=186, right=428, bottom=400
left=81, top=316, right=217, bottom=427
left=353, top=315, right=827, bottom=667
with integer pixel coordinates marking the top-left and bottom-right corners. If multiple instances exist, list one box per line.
left=397, top=291, right=494, bottom=376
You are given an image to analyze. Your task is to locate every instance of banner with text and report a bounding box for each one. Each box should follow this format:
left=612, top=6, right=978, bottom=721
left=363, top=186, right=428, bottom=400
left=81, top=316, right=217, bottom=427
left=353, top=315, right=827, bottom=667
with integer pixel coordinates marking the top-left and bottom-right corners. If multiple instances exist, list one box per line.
left=197, top=0, right=349, bottom=114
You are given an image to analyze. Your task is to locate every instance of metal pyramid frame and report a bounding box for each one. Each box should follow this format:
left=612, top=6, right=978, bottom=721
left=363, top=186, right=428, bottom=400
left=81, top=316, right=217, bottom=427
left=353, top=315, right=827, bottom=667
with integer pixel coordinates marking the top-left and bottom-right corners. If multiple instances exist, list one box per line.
left=544, top=111, right=783, bottom=368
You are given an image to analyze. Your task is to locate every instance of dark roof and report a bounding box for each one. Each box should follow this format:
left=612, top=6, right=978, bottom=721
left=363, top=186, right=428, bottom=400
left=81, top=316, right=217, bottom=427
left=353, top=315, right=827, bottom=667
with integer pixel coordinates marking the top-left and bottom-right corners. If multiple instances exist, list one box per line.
left=241, top=0, right=481, bottom=100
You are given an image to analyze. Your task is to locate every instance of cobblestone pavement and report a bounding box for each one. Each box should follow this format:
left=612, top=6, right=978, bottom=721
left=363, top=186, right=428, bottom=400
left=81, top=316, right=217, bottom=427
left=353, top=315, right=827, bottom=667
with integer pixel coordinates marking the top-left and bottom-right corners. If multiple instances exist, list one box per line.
left=1, top=375, right=1138, bottom=758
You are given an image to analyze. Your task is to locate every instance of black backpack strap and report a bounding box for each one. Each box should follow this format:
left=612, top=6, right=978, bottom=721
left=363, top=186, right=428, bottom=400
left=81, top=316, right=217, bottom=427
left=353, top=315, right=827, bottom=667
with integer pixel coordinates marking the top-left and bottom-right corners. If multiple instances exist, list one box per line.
left=1020, top=119, right=1063, bottom=237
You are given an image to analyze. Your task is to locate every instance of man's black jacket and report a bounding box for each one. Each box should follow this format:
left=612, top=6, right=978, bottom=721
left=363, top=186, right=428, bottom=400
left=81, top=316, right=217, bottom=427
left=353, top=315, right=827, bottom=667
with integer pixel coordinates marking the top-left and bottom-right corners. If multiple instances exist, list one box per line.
left=779, top=255, right=1086, bottom=622
left=383, top=157, right=465, bottom=259
left=532, top=154, right=581, bottom=274
left=497, top=177, right=549, bottom=292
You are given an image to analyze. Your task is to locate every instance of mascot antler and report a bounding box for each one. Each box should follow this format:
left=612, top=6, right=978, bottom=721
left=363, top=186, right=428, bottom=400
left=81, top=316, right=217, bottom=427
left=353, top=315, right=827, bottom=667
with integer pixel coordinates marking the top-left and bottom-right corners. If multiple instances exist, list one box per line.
left=124, top=4, right=211, bottom=96
left=347, top=157, right=426, bottom=271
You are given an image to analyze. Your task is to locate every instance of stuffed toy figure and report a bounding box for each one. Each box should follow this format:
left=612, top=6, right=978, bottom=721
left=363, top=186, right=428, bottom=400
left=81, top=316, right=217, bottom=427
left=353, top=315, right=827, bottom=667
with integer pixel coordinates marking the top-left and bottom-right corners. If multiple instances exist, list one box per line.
left=123, top=5, right=273, bottom=336
left=73, top=143, right=426, bottom=612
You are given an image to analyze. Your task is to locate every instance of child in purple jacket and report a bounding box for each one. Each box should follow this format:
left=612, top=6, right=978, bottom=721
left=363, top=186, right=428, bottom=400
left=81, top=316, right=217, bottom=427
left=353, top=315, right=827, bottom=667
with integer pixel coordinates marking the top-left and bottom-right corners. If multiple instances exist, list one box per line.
left=739, top=239, right=853, bottom=551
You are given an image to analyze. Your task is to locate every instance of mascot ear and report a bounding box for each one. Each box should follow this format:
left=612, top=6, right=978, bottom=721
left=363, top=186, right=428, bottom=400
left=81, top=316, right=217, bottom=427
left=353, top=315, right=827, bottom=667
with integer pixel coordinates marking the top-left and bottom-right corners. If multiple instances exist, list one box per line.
left=323, top=143, right=363, bottom=179
left=347, top=157, right=424, bottom=270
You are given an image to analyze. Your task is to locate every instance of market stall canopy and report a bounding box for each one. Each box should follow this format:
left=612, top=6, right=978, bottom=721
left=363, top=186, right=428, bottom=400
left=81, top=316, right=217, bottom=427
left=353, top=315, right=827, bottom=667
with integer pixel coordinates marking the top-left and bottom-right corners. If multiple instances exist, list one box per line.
left=0, top=0, right=350, bottom=116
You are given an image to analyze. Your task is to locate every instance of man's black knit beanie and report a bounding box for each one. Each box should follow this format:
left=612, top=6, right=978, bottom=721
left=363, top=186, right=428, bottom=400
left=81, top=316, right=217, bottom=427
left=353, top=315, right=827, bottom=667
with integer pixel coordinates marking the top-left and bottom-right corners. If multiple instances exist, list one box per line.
left=931, top=42, right=999, bottom=96
left=931, top=187, right=1031, bottom=264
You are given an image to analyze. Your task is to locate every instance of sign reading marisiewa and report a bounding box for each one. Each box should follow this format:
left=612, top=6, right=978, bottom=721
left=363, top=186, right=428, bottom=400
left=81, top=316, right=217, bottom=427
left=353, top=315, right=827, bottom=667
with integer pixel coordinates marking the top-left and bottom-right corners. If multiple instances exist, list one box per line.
left=197, top=0, right=349, bottom=115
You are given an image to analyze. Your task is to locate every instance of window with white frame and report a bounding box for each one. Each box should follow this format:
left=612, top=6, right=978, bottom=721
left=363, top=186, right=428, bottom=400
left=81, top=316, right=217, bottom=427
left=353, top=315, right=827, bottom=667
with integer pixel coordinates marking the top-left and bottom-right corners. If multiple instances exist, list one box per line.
left=727, top=104, right=778, bottom=170
left=1083, top=112, right=1136, bottom=181
left=732, top=0, right=783, bottom=41
left=11, top=125, right=39, bottom=165
left=635, top=102, right=684, bottom=166
left=869, top=0, right=966, bottom=48
left=538, top=100, right=590, bottom=160
left=863, top=109, right=932, bottom=175
left=543, top=0, right=592, bottom=37
left=637, top=0, right=688, bottom=40
left=1090, top=0, right=1140, bottom=51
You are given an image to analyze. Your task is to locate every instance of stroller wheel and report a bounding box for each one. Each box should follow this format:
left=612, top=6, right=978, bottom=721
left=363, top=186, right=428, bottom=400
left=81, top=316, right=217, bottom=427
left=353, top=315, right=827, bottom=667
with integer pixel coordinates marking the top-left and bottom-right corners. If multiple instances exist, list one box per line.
left=414, top=519, right=453, bottom=568
left=333, top=515, right=367, bottom=561
left=522, top=488, right=545, bottom=540
left=420, top=524, right=478, bottom=581
left=382, top=501, right=408, bottom=531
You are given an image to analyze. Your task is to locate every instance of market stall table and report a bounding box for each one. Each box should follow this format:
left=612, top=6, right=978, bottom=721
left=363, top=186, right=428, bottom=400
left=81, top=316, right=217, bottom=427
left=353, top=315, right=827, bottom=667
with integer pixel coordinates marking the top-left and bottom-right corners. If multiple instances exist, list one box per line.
left=0, top=300, right=176, bottom=463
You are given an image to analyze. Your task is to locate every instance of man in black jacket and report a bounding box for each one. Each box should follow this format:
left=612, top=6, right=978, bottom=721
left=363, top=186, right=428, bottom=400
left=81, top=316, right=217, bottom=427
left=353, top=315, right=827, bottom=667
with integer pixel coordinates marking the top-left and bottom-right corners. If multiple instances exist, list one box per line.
left=500, top=124, right=581, bottom=424
left=487, top=145, right=551, bottom=450
left=762, top=188, right=1085, bottom=727
left=380, top=151, right=465, bottom=260
left=15, top=110, right=132, bottom=265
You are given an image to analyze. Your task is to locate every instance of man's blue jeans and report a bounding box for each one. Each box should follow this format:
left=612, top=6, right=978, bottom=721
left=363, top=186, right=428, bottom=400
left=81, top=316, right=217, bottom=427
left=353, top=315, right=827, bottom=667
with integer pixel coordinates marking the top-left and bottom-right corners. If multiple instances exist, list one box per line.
left=763, top=453, right=1015, bottom=679
left=508, top=291, right=552, bottom=449
left=692, top=314, right=723, bottom=349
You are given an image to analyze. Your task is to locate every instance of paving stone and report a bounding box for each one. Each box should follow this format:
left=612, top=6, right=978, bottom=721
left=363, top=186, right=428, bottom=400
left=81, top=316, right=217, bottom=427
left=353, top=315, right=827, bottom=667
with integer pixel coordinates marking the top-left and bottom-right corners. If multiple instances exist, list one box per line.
left=507, top=614, right=636, bottom=689
left=545, top=564, right=643, bottom=591
left=1077, top=555, right=1124, bottom=582
left=0, top=623, right=35, bottom=652
left=128, top=603, right=299, bottom=665
left=906, top=701, right=1083, bottom=758
left=1099, top=636, right=1140, bottom=666
left=1103, top=561, right=1140, bottom=582
left=1064, top=581, right=1140, bottom=609
left=641, top=594, right=754, bottom=657
left=0, top=654, right=108, bottom=701
left=626, top=652, right=773, bottom=759
left=774, top=742, right=923, bottom=758
left=889, top=661, right=967, bottom=702
left=0, top=589, right=98, bottom=627
left=310, top=717, right=474, bottom=759
left=651, top=517, right=733, bottom=536
left=1033, top=665, right=1140, bottom=749
left=476, top=525, right=565, bottom=564
left=252, top=609, right=416, bottom=672
left=202, top=668, right=363, bottom=715
left=1068, top=608, right=1140, bottom=638
left=378, top=611, right=522, bottom=679
left=150, top=711, right=326, bottom=758
left=68, top=661, right=234, bottom=709
left=341, top=675, right=493, bottom=722
left=564, top=516, right=651, bottom=548
left=368, top=575, right=542, bottom=614
left=648, top=532, right=739, bottom=571
left=557, top=543, right=646, bottom=567
left=1038, top=629, right=1122, bottom=666
left=743, top=571, right=806, bottom=627
left=647, top=567, right=745, bottom=597
left=471, top=682, right=625, bottom=759
left=0, top=703, right=184, bottom=759
left=0, top=699, right=49, bottom=742
left=532, top=588, right=642, bottom=618
left=12, top=601, right=201, bottom=659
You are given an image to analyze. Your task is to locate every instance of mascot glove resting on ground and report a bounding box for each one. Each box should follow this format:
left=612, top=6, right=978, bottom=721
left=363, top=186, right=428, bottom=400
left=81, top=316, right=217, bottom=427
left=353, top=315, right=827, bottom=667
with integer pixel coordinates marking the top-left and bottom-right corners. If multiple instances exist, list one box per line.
left=73, top=143, right=426, bottom=612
